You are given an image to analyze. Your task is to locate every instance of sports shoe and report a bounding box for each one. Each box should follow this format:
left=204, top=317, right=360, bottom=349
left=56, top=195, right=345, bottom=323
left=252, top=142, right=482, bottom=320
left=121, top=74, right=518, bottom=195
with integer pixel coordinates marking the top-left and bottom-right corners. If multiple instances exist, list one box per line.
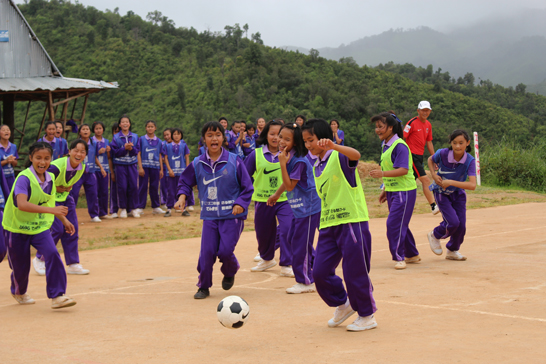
left=405, top=255, right=421, bottom=263
left=222, top=276, right=235, bottom=290
left=446, top=250, right=467, bottom=261
left=328, top=300, right=356, bottom=327
left=120, top=209, right=128, bottom=219
left=12, top=293, right=35, bottom=305
left=431, top=203, right=440, bottom=215
left=253, top=253, right=262, bottom=262
left=164, top=210, right=172, bottom=217
left=152, top=207, right=166, bottom=214
left=346, top=314, right=378, bottom=332
left=131, top=210, right=141, bottom=218
left=188, top=206, right=195, bottom=211
left=32, top=256, right=46, bottom=276
left=280, top=266, right=295, bottom=277
left=160, top=204, right=167, bottom=210
left=110, top=213, right=119, bottom=219
left=428, top=231, right=443, bottom=255
left=286, top=283, right=316, bottom=294
left=182, top=210, right=190, bottom=217
left=394, top=260, right=406, bottom=270
left=251, top=259, right=277, bottom=272
left=99, top=215, right=113, bottom=219
left=194, top=288, right=210, bottom=299
left=67, top=263, right=90, bottom=275
left=90, top=216, right=102, bottom=223
left=51, top=295, right=77, bottom=309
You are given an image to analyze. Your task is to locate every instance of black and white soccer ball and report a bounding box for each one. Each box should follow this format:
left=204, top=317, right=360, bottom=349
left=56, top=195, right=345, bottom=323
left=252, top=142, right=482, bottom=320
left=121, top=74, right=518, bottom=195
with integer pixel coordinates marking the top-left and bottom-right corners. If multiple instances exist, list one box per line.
left=217, top=296, right=250, bottom=329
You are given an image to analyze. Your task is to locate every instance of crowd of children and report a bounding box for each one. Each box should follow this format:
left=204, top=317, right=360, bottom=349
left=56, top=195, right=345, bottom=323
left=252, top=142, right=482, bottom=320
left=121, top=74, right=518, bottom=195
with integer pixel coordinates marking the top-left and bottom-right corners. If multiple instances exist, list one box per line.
left=0, top=101, right=477, bottom=330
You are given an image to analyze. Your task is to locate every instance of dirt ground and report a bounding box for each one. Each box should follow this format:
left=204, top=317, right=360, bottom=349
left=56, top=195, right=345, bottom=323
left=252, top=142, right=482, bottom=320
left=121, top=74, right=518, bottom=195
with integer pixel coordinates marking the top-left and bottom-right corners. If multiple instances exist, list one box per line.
left=1, top=203, right=545, bottom=363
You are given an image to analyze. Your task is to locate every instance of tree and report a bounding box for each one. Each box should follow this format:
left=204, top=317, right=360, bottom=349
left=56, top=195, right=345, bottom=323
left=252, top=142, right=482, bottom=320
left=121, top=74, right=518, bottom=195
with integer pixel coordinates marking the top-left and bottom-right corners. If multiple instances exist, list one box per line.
left=464, top=72, right=475, bottom=87
left=146, top=10, right=162, bottom=26
left=309, top=48, right=320, bottom=62
left=177, top=83, right=186, bottom=111
left=243, top=23, right=249, bottom=38
left=516, top=83, right=527, bottom=94
left=251, top=32, right=263, bottom=45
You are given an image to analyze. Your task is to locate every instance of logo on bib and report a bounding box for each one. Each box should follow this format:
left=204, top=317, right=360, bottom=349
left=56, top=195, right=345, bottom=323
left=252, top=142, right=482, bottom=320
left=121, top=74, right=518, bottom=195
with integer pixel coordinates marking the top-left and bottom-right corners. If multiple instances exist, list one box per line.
left=264, top=168, right=280, bottom=175
left=203, top=176, right=222, bottom=185
left=208, top=186, right=217, bottom=200
left=269, top=176, right=278, bottom=188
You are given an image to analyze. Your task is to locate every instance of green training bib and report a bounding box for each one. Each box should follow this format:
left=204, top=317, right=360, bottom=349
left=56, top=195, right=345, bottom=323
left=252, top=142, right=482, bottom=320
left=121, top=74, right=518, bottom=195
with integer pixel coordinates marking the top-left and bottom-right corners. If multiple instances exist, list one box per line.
left=380, top=138, right=417, bottom=192
left=51, top=157, right=85, bottom=202
left=251, top=148, right=288, bottom=202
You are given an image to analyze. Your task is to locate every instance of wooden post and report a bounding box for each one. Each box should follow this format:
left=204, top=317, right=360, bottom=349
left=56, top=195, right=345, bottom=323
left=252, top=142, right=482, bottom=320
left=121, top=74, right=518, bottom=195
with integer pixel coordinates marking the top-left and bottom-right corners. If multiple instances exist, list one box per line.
left=61, top=92, right=68, bottom=139
left=2, top=94, right=15, bottom=142
left=48, top=91, right=55, bottom=121
left=80, top=94, right=89, bottom=125
left=36, top=103, right=48, bottom=140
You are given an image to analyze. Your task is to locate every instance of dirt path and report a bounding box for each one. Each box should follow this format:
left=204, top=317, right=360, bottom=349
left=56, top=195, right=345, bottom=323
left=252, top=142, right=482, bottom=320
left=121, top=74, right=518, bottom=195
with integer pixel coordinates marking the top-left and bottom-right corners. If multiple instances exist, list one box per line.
left=1, top=203, right=545, bottom=363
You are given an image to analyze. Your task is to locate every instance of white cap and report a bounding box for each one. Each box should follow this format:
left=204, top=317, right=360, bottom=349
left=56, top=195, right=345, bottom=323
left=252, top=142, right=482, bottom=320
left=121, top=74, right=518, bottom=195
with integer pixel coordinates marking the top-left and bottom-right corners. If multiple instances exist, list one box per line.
left=418, top=101, right=431, bottom=110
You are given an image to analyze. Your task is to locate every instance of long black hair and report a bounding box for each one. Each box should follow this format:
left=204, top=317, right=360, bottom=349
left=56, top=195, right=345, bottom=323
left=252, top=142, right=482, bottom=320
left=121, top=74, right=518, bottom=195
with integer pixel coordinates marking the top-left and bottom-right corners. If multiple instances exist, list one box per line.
left=448, top=129, right=472, bottom=153
left=370, top=111, right=404, bottom=139
left=201, top=121, right=228, bottom=148
left=256, top=120, right=283, bottom=147
left=279, top=123, right=305, bottom=157
left=25, top=142, right=53, bottom=168
left=301, top=119, right=333, bottom=141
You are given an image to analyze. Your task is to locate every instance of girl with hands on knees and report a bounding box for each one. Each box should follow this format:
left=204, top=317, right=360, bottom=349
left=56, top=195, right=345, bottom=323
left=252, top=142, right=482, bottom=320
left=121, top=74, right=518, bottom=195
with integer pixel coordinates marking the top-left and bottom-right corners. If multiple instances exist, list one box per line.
left=175, top=121, right=253, bottom=299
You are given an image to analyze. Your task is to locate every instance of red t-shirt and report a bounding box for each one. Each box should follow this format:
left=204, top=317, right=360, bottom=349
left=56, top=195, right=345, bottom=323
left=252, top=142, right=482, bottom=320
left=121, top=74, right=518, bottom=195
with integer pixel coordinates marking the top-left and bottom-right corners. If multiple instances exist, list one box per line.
left=403, top=117, right=433, bottom=155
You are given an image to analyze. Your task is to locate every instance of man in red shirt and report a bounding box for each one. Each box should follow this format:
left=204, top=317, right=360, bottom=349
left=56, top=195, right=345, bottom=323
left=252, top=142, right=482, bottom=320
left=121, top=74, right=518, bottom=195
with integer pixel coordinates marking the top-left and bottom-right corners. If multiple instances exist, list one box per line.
left=403, top=101, right=440, bottom=215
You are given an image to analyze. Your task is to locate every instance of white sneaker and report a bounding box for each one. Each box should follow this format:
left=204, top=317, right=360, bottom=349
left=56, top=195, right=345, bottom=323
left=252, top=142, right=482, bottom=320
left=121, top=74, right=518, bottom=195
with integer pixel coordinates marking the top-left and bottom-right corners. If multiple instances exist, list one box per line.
left=51, top=295, right=76, bottom=309
left=160, top=204, right=167, bottom=210
left=12, top=293, right=35, bottom=305
left=67, top=263, right=90, bottom=275
left=328, top=299, right=356, bottom=327
left=110, top=213, right=119, bottom=218
left=32, top=256, right=46, bottom=276
left=251, top=259, right=277, bottom=272
left=253, top=253, right=262, bottom=262
left=99, top=215, right=113, bottom=219
left=432, top=204, right=441, bottom=215
left=286, top=283, right=316, bottom=294
left=428, top=231, right=443, bottom=255
left=188, top=206, right=195, bottom=211
left=136, top=208, right=144, bottom=215
left=90, top=216, right=102, bottom=223
left=446, top=250, right=467, bottom=261
left=394, top=260, right=406, bottom=270
left=280, top=266, right=295, bottom=277
left=152, top=207, right=166, bottom=214
left=405, top=255, right=421, bottom=264
left=346, top=314, right=378, bottom=332
left=119, top=209, right=127, bottom=218
left=131, top=210, right=141, bottom=218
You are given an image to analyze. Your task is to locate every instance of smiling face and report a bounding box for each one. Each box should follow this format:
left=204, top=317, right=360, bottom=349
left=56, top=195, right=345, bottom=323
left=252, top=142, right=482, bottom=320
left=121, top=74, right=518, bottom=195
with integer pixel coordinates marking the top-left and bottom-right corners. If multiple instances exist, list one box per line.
left=0, top=125, right=11, bottom=140
left=247, top=127, right=255, bottom=136
left=267, top=125, right=281, bottom=151
left=45, top=124, right=57, bottom=139
left=417, top=108, right=431, bottom=121
left=219, top=120, right=228, bottom=130
left=302, top=130, right=320, bottom=156
left=172, top=131, right=182, bottom=143
left=375, top=120, right=393, bottom=142
left=55, top=122, right=63, bottom=138
left=163, top=130, right=172, bottom=143
left=79, top=125, right=91, bottom=139
left=278, top=128, right=294, bottom=153
left=295, top=117, right=304, bottom=127
left=30, top=148, right=52, bottom=174
left=232, top=122, right=241, bottom=134
left=450, top=135, right=470, bottom=158
left=69, top=142, right=87, bottom=167
left=204, top=128, right=225, bottom=155
left=119, top=117, right=131, bottom=132
left=146, top=123, right=156, bottom=136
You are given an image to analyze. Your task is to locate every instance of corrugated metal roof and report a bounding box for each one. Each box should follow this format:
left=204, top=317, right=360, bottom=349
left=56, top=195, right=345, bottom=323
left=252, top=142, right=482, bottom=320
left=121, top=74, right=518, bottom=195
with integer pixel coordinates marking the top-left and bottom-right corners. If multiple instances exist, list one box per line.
left=0, top=76, right=119, bottom=92
left=0, top=0, right=61, bottom=79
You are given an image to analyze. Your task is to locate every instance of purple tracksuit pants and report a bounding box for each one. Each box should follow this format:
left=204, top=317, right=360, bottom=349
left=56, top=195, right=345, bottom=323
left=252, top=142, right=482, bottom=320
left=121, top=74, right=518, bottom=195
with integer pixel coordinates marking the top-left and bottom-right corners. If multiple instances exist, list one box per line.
left=160, top=168, right=168, bottom=205
left=5, top=230, right=67, bottom=299
left=138, top=168, right=161, bottom=209
left=166, top=175, right=194, bottom=209
left=5, top=175, right=15, bottom=191
left=287, top=212, right=319, bottom=285
left=197, top=219, right=244, bottom=289
left=95, top=171, right=109, bottom=217
left=386, top=189, right=419, bottom=261
left=115, top=164, right=138, bottom=210
left=313, top=221, right=377, bottom=318
left=36, top=196, right=80, bottom=265
left=70, top=172, right=99, bottom=218
left=432, top=190, right=467, bottom=252
left=0, top=211, right=6, bottom=263
left=254, top=201, right=293, bottom=267
left=110, top=178, right=118, bottom=214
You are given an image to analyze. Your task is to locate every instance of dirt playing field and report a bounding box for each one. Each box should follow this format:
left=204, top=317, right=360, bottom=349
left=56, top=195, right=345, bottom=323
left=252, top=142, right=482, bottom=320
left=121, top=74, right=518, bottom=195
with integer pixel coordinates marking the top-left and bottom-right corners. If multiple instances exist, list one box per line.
left=1, top=202, right=546, bottom=364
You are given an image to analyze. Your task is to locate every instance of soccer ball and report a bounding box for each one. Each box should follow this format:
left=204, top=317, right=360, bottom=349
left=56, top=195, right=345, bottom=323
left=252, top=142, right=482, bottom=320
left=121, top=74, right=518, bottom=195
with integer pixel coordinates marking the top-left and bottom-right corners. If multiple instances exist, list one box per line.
left=217, top=296, right=250, bottom=329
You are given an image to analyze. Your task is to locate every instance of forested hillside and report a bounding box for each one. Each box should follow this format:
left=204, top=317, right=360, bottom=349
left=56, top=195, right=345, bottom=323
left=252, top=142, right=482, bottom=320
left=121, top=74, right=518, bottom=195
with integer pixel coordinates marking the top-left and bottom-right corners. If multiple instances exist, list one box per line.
left=12, top=0, right=546, bottom=161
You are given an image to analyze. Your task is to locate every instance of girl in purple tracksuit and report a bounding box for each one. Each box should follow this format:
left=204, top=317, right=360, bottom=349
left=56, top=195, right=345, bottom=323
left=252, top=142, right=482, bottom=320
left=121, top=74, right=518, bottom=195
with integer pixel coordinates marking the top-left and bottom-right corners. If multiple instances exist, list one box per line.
left=0, top=160, right=10, bottom=265
left=243, top=124, right=256, bottom=159
left=0, top=125, right=18, bottom=189
left=244, top=120, right=294, bottom=277
left=277, top=123, right=321, bottom=294
left=175, top=121, right=253, bottom=299
left=37, top=121, right=68, bottom=160
left=55, top=121, right=69, bottom=157
left=109, top=115, right=141, bottom=218
left=109, top=123, right=120, bottom=217
left=164, top=128, right=191, bottom=217
left=427, top=130, right=477, bottom=261
left=219, top=117, right=236, bottom=152
left=69, top=124, right=105, bottom=222
left=92, top=122, right=112, bottom=219
left=160, top=128, right=173, bottom=209
left=137, top=120, right=165, bottom=215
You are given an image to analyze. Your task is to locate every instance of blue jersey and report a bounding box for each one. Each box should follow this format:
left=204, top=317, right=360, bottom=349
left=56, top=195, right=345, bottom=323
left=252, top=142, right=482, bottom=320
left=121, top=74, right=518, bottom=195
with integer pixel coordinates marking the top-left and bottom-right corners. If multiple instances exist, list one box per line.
left=194, top=153, right=247, bottom=220
left=199, top=146, right=206, bottom=156
left=228, top=131, right=245, bottom=159
left=140, top=136, right=162, bottom=169
left=430, top=148, right=475, bottom=195
left=37, top=136, right=67, bottom=160
left=243, top=135, right=256, bottom=157
left=83, top=139, right=99, bottom=173
left=112, top=132, right=139, bottom=165
left=286, top=156, right=321, bottom=218
left=165, top=141, right=188, bottom=176
left=0, top=142, right=18, bottom=177
left=92, top=136, right=110, bottom=172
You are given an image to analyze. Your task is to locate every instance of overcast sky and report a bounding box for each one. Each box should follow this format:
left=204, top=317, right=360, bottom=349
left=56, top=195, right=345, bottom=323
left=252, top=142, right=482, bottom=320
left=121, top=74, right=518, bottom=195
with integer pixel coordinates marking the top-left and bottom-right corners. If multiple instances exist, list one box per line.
left=29, top=0, right=546, bottom=48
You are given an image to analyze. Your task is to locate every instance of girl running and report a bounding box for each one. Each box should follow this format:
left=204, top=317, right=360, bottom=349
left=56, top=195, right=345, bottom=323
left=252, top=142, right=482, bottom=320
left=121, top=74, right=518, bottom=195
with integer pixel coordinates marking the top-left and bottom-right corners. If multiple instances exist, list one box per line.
left=3, top=142, right=76, bottom=308
left=109, top=115, right=141, bottom=218
left=109, top=123, right=120, bottom=217
left=175, top=121, right=253, bottom=299
left=277, top=123, right=321, bottom=294
left=427, top=130, right=476, bottom=261
left=37, top=121, right=68, bottom=160
left=0, top=125, right=18, bottom=189
left=137, top=120, right=165, bottom=215
left=92, top=121, right=112, bottom=219
left=330, top=119, right=345, bottom=146
left=302, top=118, right=377, bottom=332
left=69, top=124, right=105, bottom=222
left=164, top=128, right=191, bottom=217
left=369, top=113, right=419, bottom=270
left=244, top=120, right=294, bottom=277
left=160, top=128, right=172, bottom=210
